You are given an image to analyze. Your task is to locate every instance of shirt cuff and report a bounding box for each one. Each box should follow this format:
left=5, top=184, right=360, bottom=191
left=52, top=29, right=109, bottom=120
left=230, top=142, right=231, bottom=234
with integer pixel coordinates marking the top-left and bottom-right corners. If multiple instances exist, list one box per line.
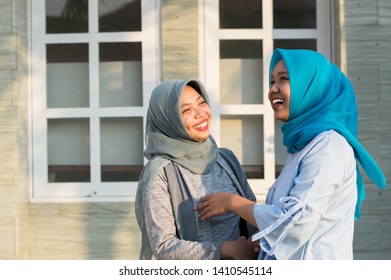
left=252, top=197, right=306, bottom=257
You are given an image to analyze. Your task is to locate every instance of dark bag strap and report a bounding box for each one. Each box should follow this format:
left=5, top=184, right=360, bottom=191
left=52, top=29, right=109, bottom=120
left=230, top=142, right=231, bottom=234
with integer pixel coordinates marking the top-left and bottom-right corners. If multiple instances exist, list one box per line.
left=164, top=163, right=198, bottom=241
left=218, top=148, right=252, bottom=238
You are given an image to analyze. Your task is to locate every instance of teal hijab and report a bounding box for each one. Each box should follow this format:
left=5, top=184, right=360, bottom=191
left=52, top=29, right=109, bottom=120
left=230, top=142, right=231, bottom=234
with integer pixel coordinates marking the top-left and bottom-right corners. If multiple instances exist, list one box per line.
left=135, top=79, right=218, bottom=259
left=270, top=48, right=386, bottom=219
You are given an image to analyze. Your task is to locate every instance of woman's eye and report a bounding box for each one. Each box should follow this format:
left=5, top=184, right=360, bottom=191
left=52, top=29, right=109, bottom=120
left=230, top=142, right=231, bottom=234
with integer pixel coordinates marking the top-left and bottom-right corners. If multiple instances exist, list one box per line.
left=197, top=99, right=207, bottom=107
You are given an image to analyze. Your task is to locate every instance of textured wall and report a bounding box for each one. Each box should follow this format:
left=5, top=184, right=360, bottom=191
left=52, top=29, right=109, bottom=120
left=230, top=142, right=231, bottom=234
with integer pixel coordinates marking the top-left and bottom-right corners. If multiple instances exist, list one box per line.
left=161, top=0, right=199, bottom=80
left=28, top=202, right=140, bottom=259
left=0, top=0, right=29, bottom=259
left=340, top=0, right=391, bottom=259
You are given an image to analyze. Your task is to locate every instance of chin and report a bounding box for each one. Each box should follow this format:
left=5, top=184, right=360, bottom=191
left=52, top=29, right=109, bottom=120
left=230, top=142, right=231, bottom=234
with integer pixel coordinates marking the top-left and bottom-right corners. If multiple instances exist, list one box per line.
left=275, top=113, right=288, bottom=122
left=193, top=134, right=210, bottom=142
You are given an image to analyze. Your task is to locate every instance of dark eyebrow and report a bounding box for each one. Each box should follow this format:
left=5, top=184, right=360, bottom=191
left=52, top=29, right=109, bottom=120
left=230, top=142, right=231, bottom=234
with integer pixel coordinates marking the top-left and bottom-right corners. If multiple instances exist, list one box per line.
left=271, top=71, right=289, bottom=78
left=181, top=95, right=203, bottom=107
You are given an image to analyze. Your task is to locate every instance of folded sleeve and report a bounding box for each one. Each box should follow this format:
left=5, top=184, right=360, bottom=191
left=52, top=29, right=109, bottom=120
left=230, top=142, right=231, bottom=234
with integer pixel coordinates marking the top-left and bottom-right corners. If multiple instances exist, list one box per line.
left=252, top=197, right=312, bottom=258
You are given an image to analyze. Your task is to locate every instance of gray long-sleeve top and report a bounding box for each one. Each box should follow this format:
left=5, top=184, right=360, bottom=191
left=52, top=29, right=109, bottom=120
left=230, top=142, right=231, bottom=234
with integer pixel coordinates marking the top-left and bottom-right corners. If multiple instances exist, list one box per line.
left=144, top=154, right=255, bottom=260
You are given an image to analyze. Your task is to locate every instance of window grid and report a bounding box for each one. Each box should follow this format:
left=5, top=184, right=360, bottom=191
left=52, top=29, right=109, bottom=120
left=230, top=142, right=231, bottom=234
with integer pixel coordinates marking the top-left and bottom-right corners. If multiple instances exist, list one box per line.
left=30, top=0, right=159, bottom=202
left=201, top=0, right=331, bottom=199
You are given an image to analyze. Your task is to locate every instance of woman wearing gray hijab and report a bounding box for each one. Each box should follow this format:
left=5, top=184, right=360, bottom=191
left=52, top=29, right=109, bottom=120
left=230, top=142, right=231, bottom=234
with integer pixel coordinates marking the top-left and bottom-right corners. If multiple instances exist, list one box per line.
left=135, top=79, right=257, bottom=260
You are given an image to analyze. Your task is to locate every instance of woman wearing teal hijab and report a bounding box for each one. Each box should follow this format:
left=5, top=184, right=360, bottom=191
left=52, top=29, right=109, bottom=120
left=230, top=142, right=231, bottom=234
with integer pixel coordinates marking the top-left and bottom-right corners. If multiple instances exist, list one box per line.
left=135, top=79, right=257, bottom=260
left=196, top=49, right=386, bottom=259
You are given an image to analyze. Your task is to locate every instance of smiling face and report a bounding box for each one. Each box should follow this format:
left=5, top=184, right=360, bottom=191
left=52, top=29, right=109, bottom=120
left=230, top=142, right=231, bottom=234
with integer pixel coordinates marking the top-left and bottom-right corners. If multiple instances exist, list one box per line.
left=181, top=85, right=212, bottom=142
left=269, top=59, right=291, bottom=122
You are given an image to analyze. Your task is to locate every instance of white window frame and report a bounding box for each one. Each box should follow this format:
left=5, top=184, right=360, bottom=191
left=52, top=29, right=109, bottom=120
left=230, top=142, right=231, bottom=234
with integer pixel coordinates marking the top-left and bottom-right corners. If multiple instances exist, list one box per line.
left=29, top=0, right=160, bottom=202
left=199, top=0, right=331, bottom=199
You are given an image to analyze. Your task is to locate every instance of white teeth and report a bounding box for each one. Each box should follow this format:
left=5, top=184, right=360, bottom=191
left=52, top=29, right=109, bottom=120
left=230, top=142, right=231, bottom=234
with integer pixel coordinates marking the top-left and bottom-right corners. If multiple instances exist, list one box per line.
left=194, top=121, right=207, bottom=129
left=272, top=98, right=284, bottom=104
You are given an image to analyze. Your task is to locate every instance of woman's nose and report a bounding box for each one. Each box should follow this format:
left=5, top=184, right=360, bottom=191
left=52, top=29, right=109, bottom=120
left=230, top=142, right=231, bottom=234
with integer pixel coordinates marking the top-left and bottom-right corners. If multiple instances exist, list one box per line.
left=270, top=83, right=279, bottom=93
left=194, top=107, right=204, bottom=118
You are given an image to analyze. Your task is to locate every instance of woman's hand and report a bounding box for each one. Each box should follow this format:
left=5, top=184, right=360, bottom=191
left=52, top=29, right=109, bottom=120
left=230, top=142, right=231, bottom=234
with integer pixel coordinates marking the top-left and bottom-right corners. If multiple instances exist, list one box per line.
left=195, top=192, right=237, bottom=221
left=196, top=192, right=258, bottom=227
left=221, top=236, right=259, bottom=260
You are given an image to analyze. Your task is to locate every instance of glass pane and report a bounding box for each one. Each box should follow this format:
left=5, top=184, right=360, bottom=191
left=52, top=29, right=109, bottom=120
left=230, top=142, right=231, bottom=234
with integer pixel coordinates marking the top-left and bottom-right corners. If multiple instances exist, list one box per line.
left=48, top=119, right=90, bottom=182
left=47, top=44, right=89, bottom=108
left=274, top=119, right=288, bottom=177
left=46, top=0, right=88, bottom=33
left=221, top=115, right=264, bottom=179
left=219, top=0, right=262, bottom=29
left=100, top=117, right=143, bottom=182
left=273, top=0, right=316, bottom=29
left=274, top=39, right=317, bottom=50
left=99, top=43, right=143, bottom=107
left=220, top=40, right=263, bottom=104
left=99, top=0, right=141, bottom=32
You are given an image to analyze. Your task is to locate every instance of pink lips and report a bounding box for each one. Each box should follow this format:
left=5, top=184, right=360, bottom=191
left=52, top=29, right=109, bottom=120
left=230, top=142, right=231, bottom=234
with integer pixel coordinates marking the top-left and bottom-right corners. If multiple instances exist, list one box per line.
left=193, top=120, right=209, bottom=131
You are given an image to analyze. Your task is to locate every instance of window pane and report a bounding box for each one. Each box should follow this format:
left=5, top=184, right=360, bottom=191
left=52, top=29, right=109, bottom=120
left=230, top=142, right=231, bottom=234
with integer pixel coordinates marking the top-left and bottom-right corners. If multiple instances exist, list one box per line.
left=47, top=44, right=89, bottom=108
left=48, top=119, right=90, bottom=182
left=273, top=0, right=316, bottom=28
left=99, top=0, right=141, bottom=32
left=221, top=115, right=264, bottom=179
left=219, top=0, right=262, bottom=29
left=274, top=39, right=317, bottom=50
left=99, top=43, right=143, bottom=107
left=220, top=40, right=263, bottom=104
left=100, top=117, right=143, bottom=182
left=46, top=0, right=88, bottom=33
left=274, top=119, right=288, bottom=177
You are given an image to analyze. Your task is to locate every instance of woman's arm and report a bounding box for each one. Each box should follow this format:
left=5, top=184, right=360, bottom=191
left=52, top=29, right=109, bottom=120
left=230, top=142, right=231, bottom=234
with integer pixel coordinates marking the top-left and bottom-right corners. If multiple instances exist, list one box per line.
left=195, top=192, right=257, bottom=228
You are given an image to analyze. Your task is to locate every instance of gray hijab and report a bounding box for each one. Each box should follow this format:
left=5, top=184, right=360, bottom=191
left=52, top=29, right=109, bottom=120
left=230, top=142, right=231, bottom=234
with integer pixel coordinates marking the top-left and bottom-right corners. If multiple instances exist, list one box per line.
left=135, top=79, right=218, bottom=259
left=144, top=79, right=218, bottom=173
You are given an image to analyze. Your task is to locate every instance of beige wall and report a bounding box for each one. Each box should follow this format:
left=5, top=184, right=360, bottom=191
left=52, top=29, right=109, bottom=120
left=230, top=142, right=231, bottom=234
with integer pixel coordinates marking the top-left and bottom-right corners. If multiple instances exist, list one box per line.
left=0, top=0, right=389, bottom=260
left=339, top=0, right=391, bottom=259
left=161, top=0, right=199, bottom=80
left=0, top=0, right=29, bottom=259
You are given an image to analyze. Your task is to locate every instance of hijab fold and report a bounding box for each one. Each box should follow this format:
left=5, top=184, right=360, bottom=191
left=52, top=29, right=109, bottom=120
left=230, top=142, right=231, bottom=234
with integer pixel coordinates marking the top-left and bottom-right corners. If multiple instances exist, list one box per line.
left=270, top=48, right=386, bottom=219
left=135, top=79, right=218, bottom=259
